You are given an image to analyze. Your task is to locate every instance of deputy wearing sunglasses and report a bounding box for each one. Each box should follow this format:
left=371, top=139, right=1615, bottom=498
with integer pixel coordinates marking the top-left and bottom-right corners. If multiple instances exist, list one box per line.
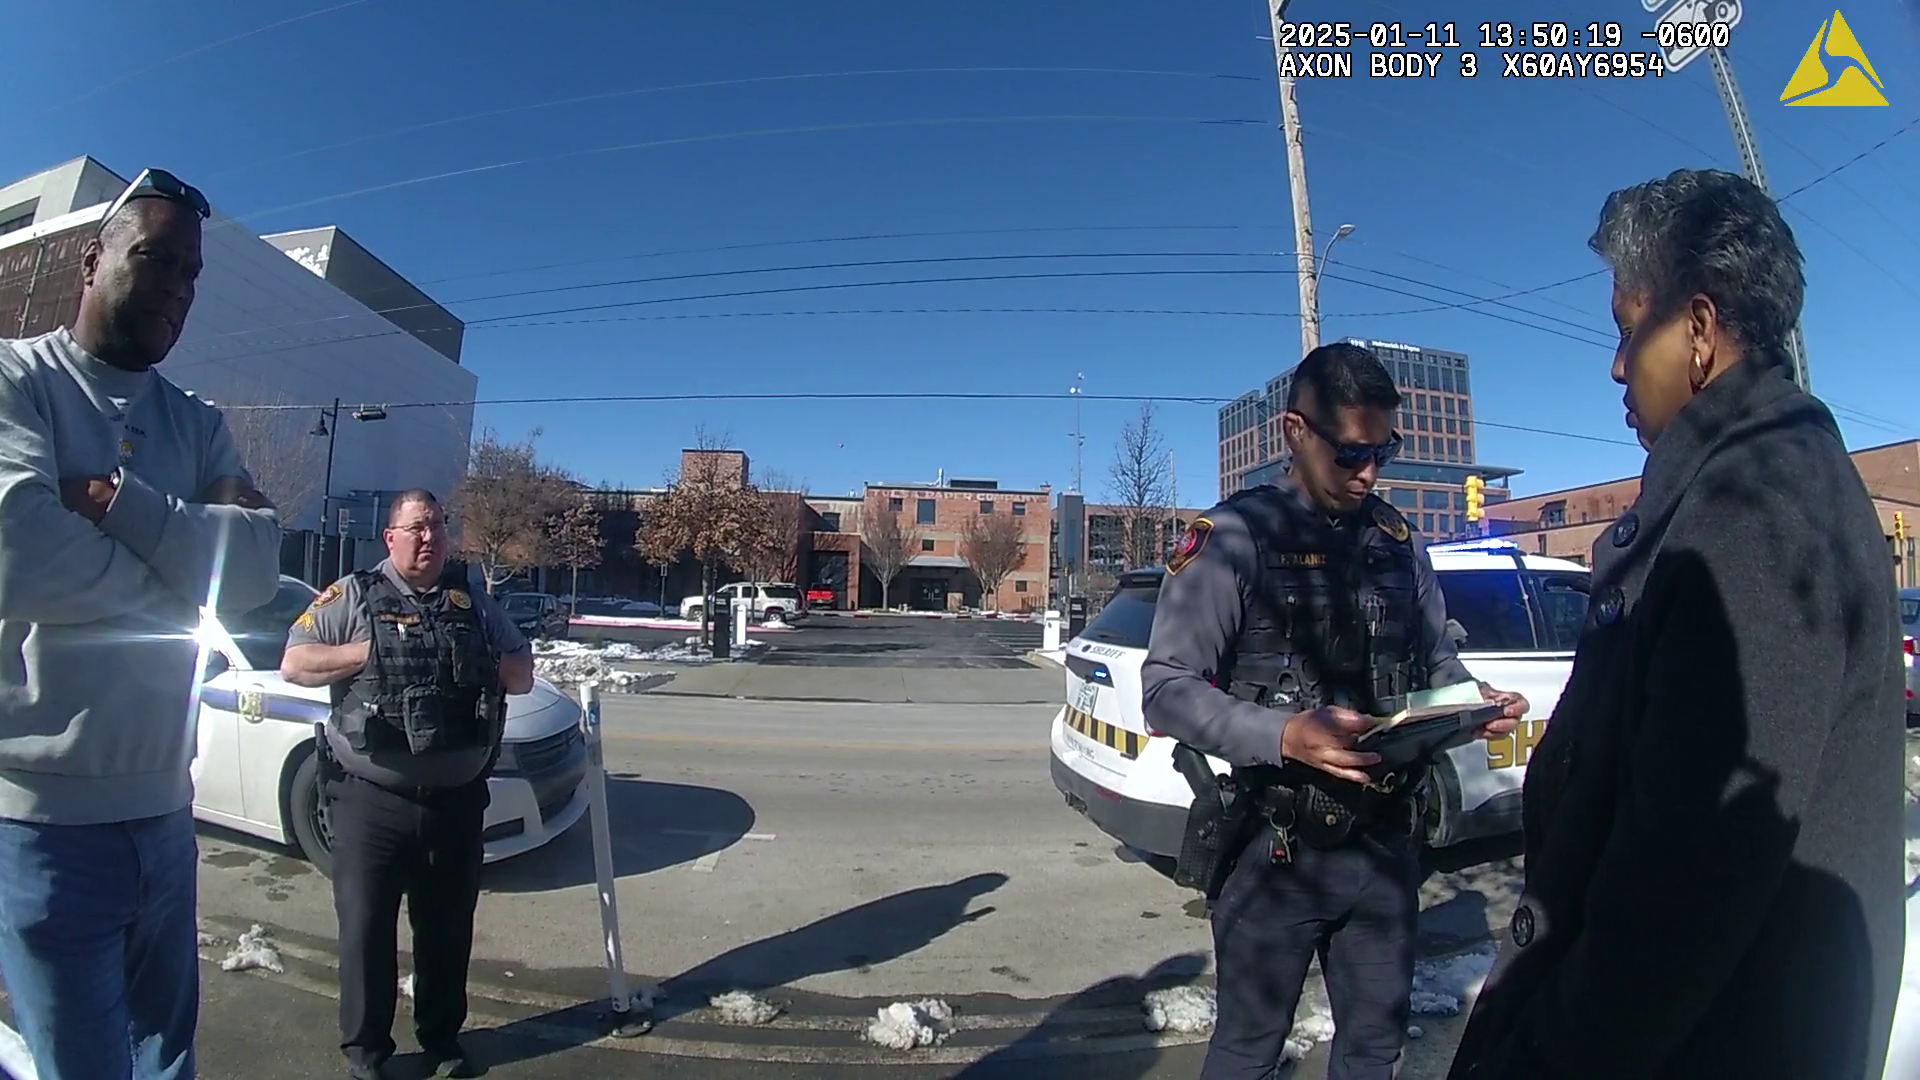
left=0, top=167, right=281, bottom=1080
left=1140, top=342, right=1528, bottom=1080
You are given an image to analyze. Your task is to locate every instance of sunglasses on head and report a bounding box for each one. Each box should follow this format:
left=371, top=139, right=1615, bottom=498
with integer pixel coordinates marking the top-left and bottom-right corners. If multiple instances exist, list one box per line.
left=97, top=168, right=211, bottom=234
left=1291, top=411, right=1402, bottom=470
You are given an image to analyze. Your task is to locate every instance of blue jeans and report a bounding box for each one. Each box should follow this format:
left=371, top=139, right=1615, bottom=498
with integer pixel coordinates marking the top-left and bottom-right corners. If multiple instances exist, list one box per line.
left=0, top=809, right=198, bottom=1080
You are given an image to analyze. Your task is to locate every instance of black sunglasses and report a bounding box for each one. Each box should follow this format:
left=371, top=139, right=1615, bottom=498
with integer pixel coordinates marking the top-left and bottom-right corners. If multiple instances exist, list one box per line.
left=1291, top=411, right=1402, bottom=470
left=98, top=168, right=211, bottom=233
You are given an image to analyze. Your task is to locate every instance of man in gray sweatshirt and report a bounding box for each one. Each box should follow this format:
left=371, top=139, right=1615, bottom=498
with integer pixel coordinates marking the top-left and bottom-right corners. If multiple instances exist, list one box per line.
left=0, top=169, right=282, bottom=1080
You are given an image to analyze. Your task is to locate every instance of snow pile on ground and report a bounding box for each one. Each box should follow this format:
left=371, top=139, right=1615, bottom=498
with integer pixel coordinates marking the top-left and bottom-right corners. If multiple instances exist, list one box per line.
left=710, top=990, right=782, bottom=1025
left=399, top=973, right=414, bottom=1000
left=763, top=617, right=790, bottom=629
left=219, top=924, right=284, bottom=974
left=1142, top=986, right=1216, bottom=1035
left=1411, top=948, right=1498, bottom=1016
left=865, top=999, right=955, bottom=1049
left=1282, top=983, right=1337, bottom=1062
left=1407, top=1024, right=1425, bottom=1039
left=534, top=640, right=638, bottom=661
left=531, top=639, right=655, bottom=689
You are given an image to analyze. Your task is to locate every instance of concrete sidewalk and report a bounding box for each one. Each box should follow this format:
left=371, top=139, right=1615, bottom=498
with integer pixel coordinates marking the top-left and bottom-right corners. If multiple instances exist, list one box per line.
left=645, top=664, right=1061, bottom=704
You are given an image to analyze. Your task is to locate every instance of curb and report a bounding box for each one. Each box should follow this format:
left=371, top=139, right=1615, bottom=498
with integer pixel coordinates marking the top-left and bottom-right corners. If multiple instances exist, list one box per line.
left=196, top=917, right=1212, bottom=1066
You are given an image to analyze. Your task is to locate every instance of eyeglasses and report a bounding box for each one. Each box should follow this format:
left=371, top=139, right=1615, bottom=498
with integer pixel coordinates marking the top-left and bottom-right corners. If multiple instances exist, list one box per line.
left=389, top=522, right=446, bottom=540
left=98, top=168, right=211, bottom=234
left=1291, top=411, right=1402, bottom=471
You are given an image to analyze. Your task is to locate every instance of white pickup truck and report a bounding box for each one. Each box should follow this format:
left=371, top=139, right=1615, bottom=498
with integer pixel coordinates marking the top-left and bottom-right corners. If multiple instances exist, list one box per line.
left=680, top=582, right=806, bottom=624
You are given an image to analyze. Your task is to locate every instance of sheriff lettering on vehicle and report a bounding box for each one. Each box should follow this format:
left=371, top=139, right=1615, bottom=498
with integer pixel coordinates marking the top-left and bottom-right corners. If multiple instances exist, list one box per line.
left=280, top=487, right=533, bottom=1080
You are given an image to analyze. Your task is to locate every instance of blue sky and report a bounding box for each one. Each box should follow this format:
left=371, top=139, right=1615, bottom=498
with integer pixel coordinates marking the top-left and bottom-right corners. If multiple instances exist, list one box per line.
left=6, top=0, right=1916, bottom=504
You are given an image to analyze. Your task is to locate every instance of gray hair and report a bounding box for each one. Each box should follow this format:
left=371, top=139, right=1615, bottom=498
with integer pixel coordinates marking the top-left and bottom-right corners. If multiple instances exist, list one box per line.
left=1589, top=169, right=1805, bottom=366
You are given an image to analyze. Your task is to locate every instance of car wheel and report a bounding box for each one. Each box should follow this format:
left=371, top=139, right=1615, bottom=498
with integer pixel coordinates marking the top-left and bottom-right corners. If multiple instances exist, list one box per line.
left=764, top=607, right=785, bottom=623
left=286, top=750, right=336, bottom=879
left=1417, top=755, right=1463, bottom=851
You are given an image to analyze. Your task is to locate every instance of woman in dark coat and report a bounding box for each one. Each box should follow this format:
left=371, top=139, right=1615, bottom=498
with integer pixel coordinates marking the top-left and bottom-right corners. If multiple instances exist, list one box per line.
left=1446, top=168, right=1907, bottom=1080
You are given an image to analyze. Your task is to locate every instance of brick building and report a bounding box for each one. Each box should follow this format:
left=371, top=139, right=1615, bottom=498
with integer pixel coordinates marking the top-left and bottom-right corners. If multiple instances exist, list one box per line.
left=804, top=480, right=1054, bottom=612
left=1484, top=438, right=1920, bottom=588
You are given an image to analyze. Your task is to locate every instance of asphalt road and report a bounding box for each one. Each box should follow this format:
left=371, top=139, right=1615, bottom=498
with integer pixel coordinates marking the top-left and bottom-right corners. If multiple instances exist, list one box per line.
left=567, top=612, right=1041, bottom=672
left=184, top=689, right=1522, bottom=1077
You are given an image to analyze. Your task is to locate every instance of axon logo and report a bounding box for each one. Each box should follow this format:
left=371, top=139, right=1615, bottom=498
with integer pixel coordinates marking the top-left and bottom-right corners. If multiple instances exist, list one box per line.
left=1781, top=10, right=1888, bottom=107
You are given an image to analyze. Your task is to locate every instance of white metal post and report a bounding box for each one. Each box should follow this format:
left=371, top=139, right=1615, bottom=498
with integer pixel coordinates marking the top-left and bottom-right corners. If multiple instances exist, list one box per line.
left=578, top=684, right=649, bottom=1037
left=732, top=597, right=750, bottom=648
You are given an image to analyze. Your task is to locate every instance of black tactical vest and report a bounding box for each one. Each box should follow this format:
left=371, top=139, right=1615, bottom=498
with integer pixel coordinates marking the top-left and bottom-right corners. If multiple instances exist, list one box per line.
left=1220, top=487, right=1426, bottom=719
left=331, top=566, right=506, bottom=757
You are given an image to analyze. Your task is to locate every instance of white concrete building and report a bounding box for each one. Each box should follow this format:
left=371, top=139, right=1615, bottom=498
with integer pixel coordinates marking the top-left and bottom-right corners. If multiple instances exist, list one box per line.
left=0, top=157, right=476, bottom=571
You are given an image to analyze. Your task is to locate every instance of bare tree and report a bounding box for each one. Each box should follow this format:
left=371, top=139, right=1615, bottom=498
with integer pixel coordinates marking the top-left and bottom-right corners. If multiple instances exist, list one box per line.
left=742, top=469, right=808, bottom=584
left=636, top=428, right=777, bottom=627
left=858, top=504, right=919, bottom=611
left=218, top=394, right=329, bottom=529
left=545, top=500, right=603, bottom=617
left=451, top=427, right=576, bottom=593
left=1107, top=402, right=1174, bottom=569
left=961, top=510, right=1027, bottom=611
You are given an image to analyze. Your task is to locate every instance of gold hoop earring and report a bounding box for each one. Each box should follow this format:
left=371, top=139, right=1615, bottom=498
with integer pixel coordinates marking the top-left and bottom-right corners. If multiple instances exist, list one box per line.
left=1688, top=353, right=1708, bottom=392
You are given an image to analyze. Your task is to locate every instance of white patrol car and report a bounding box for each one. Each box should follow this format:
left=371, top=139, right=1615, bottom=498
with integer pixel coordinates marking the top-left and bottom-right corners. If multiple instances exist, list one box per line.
left=1049, top=538, right=1591, bottom=855
left=190, top=575, right=591, bottom=878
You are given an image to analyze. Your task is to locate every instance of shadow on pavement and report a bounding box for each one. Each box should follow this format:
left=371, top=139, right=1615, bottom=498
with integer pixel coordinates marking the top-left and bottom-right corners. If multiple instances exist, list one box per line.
left=952, top=953, right=1209, bottom=1079
left=480, top=778, right=756, bottom=893
left=467, top=872, right=1009, bottom=1067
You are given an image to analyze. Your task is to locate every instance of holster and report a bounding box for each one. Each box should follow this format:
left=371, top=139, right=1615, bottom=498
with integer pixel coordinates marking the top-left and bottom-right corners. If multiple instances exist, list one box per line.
left=1173, top=774, right=1256, bottom=901
left=313, top=723, right=345, bottom=829
left=1172, top=746, right=1259, bottom=901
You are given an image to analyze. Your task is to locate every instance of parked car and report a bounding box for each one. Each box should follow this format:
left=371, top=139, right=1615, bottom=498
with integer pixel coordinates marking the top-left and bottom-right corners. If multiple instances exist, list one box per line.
left=1901, top=587, right=1918, bottom=722
left=681, top=582, right=807, bottom=624
left=501, top=590, right=568, bottom=640
left=192, top=576, right=590, bottom=878
left=1049, top=537, right=1590, bottom=855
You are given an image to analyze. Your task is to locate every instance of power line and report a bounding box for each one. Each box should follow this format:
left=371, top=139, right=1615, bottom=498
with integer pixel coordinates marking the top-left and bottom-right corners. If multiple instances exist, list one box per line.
left=1775, top=117, right=1920, bottom=202
left=411, top=223, right=1291, bottom=288
left=220, top=115, right=1268, bottom=226
left=171, top=250, right=1610, bottom=349
left=215, top=389, right=1644, bottom=448
left=38, top=0, right=379, bottom=116
left=207, top=67, right=1263, bottom=180
left=164, top=262, right=1616, bottom=372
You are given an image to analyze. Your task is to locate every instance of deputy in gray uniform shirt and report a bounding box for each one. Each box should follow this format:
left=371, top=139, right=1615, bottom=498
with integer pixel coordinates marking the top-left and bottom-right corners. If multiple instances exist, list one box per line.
left=1141, top=343, right=1528, bottom=1080
left=283, top=488, right=534, bottom=1080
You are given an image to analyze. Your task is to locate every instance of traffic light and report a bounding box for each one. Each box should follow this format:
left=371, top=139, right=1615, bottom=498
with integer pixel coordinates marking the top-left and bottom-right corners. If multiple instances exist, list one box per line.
left=1465, top=476, right=1485, bottom=523
left=1897, top=511, right=1907, bottom=544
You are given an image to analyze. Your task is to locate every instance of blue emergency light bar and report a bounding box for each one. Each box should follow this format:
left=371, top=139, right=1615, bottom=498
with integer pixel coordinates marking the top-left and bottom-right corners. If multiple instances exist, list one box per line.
left=1428, top=537, right=1522, bottom=554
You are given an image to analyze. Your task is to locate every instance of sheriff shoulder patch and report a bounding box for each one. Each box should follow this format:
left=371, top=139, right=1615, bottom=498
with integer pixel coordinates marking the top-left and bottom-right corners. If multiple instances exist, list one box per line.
left=446, top=589, right=473, bottom=610
left=294, top=611, right=316, bottom=633
left=311, top=583, right=344, bottom=609
left=1373, top=504, right=1411, bottom=543
left=1167, top=518, right=1215, bottom=576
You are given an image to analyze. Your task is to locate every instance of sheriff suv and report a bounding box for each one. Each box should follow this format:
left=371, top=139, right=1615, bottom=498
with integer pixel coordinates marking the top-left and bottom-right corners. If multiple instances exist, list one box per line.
left=1048, top=537, right=1591, bottom=855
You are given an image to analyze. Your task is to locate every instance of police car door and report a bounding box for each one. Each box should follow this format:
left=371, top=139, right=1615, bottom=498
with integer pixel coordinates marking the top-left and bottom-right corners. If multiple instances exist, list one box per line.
left=191, top=620, right=252, bottom=828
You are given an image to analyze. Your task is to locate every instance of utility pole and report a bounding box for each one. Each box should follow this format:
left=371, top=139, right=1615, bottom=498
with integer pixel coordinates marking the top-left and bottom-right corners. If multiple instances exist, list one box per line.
left=1269, top=0, right=1319, bottom=356
left=1704, top=44, right=1811, bottom=391
left=1069, top=373, right=1085, bottom=494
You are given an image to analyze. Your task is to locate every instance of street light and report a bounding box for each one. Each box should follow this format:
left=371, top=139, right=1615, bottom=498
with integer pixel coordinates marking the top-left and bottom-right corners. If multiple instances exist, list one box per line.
left=309, top=399, right=389, bottom=581
left=1317, top=223, right=1356, bottom=282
